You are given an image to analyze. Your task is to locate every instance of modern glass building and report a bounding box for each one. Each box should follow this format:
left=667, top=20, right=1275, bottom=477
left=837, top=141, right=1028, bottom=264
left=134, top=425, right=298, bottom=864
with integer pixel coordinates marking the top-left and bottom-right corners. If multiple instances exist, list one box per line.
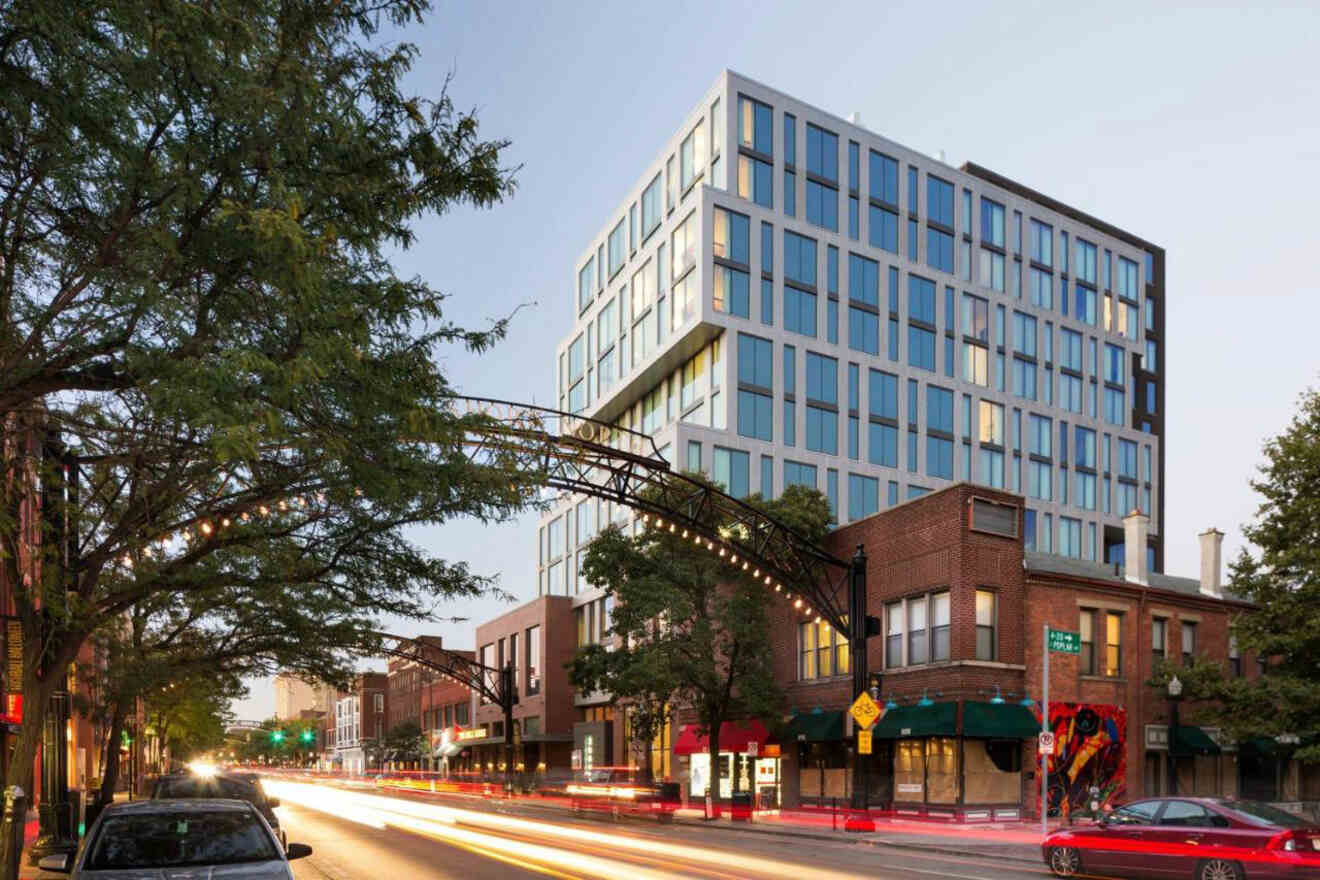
left=538, top=70, right=1165, bottom=644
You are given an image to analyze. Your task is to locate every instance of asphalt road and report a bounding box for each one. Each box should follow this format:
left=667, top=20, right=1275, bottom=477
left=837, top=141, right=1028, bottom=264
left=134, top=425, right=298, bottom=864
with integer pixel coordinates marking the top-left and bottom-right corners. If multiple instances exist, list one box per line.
left=272, top=780, right=1056, bottom=880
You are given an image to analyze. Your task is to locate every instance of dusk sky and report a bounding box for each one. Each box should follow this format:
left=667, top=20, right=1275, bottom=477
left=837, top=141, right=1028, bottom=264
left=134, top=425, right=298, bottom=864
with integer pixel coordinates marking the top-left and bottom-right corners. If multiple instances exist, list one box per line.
left=232, top=1, right=1319, bottom=719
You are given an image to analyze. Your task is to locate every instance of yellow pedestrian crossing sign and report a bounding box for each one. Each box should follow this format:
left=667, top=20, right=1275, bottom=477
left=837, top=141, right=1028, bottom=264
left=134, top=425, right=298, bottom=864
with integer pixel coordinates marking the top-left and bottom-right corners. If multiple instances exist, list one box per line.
left=849, top=691, right=881, bottom=730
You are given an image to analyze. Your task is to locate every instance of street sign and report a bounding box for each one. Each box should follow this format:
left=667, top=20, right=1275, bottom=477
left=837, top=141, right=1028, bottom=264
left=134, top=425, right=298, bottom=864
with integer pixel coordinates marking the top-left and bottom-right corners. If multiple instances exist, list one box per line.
left=1038, top=731, right=1055, bottom=756
left=746, top=740, right=758, bottom=758
left=1047, top=628, right=1081, bottom=654
left=849, top=691, right=881, bottom=730
left=858, top=730, right=873, bottom=755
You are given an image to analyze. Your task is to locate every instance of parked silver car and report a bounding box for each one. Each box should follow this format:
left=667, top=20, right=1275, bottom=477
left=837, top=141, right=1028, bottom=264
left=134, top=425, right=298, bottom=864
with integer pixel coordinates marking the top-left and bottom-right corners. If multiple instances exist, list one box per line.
left=37, top=798, right=312, bottom=879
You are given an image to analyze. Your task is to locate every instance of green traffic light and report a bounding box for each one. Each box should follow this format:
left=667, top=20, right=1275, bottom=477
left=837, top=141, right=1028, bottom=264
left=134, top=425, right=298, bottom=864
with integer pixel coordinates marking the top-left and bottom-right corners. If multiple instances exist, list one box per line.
left=271, top=730, right=284, bottom=743
left=300, top=730, right=314, bottom=743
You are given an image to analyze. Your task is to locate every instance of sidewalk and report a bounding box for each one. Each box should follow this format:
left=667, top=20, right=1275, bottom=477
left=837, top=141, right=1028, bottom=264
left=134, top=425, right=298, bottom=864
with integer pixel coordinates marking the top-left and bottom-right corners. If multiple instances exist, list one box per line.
left=671, top=807, right=1051, bottom=864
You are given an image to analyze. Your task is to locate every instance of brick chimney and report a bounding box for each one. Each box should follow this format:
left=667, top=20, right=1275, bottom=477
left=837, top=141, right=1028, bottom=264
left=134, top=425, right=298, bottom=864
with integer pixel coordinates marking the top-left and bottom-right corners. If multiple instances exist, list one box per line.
left=1199, top=528, right=1224, bottom=598
left=1123, top=509, right=1149, bottom=586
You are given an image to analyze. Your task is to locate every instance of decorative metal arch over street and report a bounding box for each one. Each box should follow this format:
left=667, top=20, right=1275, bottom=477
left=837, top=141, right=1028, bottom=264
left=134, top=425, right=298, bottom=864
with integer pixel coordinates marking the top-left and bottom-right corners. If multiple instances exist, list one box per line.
left=455, top=396, right=859, bottom=639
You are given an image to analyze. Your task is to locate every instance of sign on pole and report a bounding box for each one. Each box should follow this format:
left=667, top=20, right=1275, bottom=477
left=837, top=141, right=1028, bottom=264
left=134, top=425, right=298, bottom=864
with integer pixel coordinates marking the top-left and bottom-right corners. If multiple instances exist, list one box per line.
left=746, top=740, right=758, bottom=758
left=1047, top=628, right=1081, bottom=654
left=858, top=730, right=873, bottom=755
left=849, top=692, right=881, bottom=730
left=1038, top=731, right=1055, bottom=756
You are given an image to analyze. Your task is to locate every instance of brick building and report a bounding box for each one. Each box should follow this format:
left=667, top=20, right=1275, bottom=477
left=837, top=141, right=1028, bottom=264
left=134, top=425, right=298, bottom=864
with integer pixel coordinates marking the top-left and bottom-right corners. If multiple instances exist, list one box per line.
left=331, top=672, right=387, bottom=774
left=466, top=596, right=576, bottom=782
left=743, top=482, right=1301, bottom=820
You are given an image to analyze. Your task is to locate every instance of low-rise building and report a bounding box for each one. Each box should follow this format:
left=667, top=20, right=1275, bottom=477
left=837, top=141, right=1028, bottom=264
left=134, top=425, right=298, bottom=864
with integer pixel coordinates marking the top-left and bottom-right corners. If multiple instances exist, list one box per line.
left=466, top=596, right=575, bottom=782
left=747, top=482, right=1292, bottom=820
left=331, top=672, right=387, bottom=775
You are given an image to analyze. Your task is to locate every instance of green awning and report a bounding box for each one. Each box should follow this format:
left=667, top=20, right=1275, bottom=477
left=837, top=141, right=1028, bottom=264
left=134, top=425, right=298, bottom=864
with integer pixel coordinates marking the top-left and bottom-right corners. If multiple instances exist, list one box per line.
left=1172, top=725, right=1221, bottom=756
left=962, top=701, right=1042, bottom=739
left=784, top=710, right=844, bottom=742
left=872, top=702, right=957, bottom=739
left=1241, top=737, right=1279, bottom=756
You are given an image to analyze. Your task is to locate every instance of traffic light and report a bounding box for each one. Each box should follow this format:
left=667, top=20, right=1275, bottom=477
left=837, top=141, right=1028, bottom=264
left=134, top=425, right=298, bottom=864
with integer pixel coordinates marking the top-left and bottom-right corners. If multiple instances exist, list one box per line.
left=300, top=729, right=314, bottom=744
left=270, top=729, right=285, bottom=744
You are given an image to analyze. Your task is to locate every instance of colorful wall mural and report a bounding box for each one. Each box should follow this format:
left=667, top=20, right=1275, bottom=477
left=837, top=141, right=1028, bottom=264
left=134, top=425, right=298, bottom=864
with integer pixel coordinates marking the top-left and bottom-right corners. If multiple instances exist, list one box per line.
left=1036, top=702, right=1126, bottom=818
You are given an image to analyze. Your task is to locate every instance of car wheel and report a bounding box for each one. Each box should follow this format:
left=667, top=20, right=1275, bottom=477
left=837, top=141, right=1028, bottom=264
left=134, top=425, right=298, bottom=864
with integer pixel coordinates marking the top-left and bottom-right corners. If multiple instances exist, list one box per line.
left=1196, top=859, right=1243, bottom=880
left=1047, top=846, right=1082, bottom=877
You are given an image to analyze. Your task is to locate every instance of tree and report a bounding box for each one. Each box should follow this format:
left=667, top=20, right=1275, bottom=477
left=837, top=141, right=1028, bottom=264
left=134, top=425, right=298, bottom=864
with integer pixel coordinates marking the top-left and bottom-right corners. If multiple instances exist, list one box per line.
left=571, top=478, right=832, bottom=812
left=383, top=719, right=426, bottom=768
left=0, top=2, right=531, bottom=871
left=1146, top=387, right=1320, bottom=761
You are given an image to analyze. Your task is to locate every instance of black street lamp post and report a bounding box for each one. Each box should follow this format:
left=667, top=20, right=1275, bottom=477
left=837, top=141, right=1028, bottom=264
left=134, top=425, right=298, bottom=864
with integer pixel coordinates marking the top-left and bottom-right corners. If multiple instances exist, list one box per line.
left=1167, top=675, right=1183, bottom=795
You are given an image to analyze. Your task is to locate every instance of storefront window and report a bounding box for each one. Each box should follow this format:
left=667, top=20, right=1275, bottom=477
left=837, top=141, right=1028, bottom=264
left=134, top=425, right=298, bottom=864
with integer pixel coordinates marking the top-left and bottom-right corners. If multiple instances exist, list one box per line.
left=964, top=739, right=1021, bottom=803
left=894, top=739, right=924, bottom=801
left=926, top=737, right=959, bottom=804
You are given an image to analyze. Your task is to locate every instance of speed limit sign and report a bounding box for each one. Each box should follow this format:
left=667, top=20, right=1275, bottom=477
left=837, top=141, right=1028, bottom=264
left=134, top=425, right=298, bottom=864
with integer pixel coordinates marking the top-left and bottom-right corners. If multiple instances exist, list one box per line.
left=1038, top=732, right=1055, bottom=756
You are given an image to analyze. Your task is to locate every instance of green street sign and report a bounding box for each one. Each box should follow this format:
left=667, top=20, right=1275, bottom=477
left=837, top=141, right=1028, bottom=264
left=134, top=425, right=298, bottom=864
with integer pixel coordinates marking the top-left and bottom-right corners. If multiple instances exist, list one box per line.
left=1047, top=628, right=1081, bottom=654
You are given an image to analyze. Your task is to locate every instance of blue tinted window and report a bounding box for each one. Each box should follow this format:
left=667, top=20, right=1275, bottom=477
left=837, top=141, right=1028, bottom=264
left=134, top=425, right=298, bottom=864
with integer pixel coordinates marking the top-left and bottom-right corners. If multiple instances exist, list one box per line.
left=907, top=167, right=919, bottom=213
left=869, top=369, right=898, bottom=420
left=608, top=218, right=626, bottom=277
left=980, top=197, right=1005, bottom=247
left=826, top=298, right=838, bottom=344
left=784, top=170, right=796, bottom=216
left=926, top=385, right=954, bottom=433
left=805, top=352, right=838, bottom=404
left=784, top=287, right=817, bottom=337
left=849, top=196, right=859, bottom=239
left=1029, top=414, right=1052, bottom=457
left=849, top=307, right=879, bottom=355
left=713, top=446, right=750, bottom=498
left=869, top=205, right=898, bottom=253
left=1105, top=344, right=1125, bottom=384
left=738, top=390, right=772, bottom=441
left=738, top=96, right=773, bottom=155
left=783, top=114, right=796, bottom=165
left=849, top=254, right=879, bottom=307
left=784, top=231, right=817, bottom=287
left=578, top=257, right=595, bottom=314
left=927, top=435, right=953, bottom=479
left=1077, top=239, right=1097, bottom=285
left=737, top=333, right=773, bottom=388
left=909, top=326, right=935, bottom=371
left=806, top=123, right=838, bottom=181
left=1061, top=329, right=1083, bottom=371
left=806, top=179, right=838, bottom=231
left=784, top=460, right=817, bottom=489
left=908, top=275, right=937, bottom=324
left=870, top=151, right=899, bottom=204
left=927, top=227, right=954, bottom=273
left=641, top=174, right=662, bottom=240
left=761, top=222, right=773, bottom=273
left=1030, top=220, right=1053, bottom=266
left=783, top=345, right=796, bottom=394
left=927, top=176, right=954, bottom=226
left=1013, top=312, right=1037, bottom=357
left=761, top=279, right=773, bottom=326
left=848, top=474, right=879, bottom=521
left=869, top=422, right=898, bottom=468
left=848, top=141, right=859, bottom=189
left=714, top=266, right=749, bottom=317
left=827, top=246, right=839, bottom=295
left=761, top=455, right=774, bottom=498
left=806, top=407, right=837, bottom=454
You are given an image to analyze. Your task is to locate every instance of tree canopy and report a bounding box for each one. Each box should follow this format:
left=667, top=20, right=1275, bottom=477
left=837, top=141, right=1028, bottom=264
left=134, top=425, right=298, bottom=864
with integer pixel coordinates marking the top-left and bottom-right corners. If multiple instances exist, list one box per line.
left=570, top=479, right=832, bottom=794
left=1147, top=386, right=1320, bottom=760
left=0, top=3, right=532, bottom=867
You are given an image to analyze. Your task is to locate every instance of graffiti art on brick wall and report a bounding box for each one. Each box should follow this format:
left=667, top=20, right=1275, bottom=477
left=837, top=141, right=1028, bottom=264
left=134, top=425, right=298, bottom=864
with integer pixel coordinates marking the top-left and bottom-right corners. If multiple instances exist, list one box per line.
left=1036, top=702, right=1126, bottom=819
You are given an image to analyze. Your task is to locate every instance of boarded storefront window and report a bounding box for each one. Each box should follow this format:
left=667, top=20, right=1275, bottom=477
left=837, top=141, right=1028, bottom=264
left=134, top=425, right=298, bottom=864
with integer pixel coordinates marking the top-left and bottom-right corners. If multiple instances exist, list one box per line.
left=964, top=739, right=1021, bottom=803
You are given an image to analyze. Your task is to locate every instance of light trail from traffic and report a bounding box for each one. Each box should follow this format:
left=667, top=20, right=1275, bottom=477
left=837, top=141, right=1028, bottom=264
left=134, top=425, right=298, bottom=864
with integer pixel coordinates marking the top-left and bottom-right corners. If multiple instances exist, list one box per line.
left=264, top=779, right=871, bottom=879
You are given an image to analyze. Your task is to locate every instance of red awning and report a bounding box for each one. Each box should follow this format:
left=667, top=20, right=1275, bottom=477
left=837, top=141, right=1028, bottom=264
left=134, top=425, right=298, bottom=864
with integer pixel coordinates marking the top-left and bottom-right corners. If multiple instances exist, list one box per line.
left=673, top=720, right=771, bottom=755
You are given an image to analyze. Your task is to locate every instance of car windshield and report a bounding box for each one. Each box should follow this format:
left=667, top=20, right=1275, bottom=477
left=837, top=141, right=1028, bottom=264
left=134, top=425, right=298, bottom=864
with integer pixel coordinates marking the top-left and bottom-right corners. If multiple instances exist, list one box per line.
left=1226, top=800, right=1310, bottom=828
left=85, top=811, right=279, bottom=869
left=156, top=777, right=262, bottom=806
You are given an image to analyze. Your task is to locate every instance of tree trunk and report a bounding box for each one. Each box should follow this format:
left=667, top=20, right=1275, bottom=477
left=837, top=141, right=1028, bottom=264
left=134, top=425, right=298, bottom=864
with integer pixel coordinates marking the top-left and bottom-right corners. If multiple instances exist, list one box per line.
left=96, top=697, right=129, bottom=808
left=705, top=715, right=722, bottom=819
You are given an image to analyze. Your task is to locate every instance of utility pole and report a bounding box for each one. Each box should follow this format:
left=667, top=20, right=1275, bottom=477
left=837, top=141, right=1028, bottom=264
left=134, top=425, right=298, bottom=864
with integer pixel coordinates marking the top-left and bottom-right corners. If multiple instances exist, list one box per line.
left=501, top=664, right=515, bottom=797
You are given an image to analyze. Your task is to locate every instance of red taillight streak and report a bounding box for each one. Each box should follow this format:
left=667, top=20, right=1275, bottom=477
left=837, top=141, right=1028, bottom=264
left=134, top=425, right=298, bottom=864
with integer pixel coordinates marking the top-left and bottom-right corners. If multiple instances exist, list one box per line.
left=1059, top=832, right=1320, bottom=864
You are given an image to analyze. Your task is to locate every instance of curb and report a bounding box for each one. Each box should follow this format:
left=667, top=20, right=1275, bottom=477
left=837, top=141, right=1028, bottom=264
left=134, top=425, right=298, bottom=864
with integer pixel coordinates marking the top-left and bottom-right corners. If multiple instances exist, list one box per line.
left=869, top=839, right=1042, bottom=865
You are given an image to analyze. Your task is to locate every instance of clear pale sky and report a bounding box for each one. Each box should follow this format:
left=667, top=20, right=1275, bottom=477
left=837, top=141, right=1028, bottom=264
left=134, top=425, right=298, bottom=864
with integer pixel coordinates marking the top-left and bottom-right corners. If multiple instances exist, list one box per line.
left=231, top=0, right=1320, bottom=720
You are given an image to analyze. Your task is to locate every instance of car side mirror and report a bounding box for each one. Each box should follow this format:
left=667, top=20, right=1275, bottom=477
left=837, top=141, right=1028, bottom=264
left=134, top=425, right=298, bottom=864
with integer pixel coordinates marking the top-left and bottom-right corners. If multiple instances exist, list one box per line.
left=37, top=853, right=71, bottom=873
left=286, top=843, right=313, bottom=860
left=267, top=797, right=280, bottom=808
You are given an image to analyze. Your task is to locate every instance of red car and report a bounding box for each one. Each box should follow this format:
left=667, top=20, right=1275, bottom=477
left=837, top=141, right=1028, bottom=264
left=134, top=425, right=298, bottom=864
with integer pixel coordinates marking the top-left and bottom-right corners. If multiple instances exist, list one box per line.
left=1043, top=797, right=1320, bottom=880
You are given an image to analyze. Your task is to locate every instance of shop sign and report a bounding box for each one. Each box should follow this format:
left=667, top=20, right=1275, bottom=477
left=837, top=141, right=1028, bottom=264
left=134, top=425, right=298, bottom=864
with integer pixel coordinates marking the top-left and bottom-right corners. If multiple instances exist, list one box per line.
left=761, top=743, right=781, bottom=758
left=745, top=740, right=758, bottom=757
left=897, top=783, right=923, bottom=795
left=858, top=730, right=872, bottom=755
left=849, top=691, right=881, bottom=730
left=456, top=726, right=487, bottom=742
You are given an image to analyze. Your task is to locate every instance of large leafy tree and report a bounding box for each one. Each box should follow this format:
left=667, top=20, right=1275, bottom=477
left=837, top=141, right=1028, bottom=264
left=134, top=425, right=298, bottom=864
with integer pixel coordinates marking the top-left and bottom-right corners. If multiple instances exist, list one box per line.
left=1147, top=387, right=1320, bottom=761
left=0, top=2, right=532, bottom=868
left=571, top=479, right=831, bottom=809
